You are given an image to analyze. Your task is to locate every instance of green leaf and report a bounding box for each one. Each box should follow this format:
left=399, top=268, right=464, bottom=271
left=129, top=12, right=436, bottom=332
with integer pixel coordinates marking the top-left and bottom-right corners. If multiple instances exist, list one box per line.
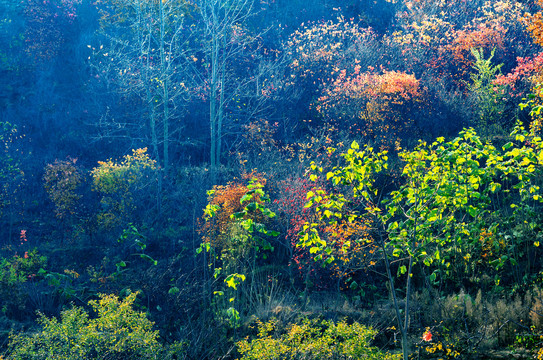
left=242, top=218, right=254, bottom=232
left=490, top=182, right=501, bottom=193
left=240, top=193, right=252, bottom=204
left=168, top=287, right=180, bottom=295
left=134, top=239, right=146, bottom=250
left=399, top=265, right=407, bottom=275
left=428, top=209, right=439, bottom=222
left=225, top=274, right=246, bottom=290
left=388, top=221, right=398, bottom=231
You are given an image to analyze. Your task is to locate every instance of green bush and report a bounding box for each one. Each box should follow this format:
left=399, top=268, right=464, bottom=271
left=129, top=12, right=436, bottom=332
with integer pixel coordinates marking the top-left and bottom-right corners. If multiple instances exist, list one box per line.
left=5, top=291, right=165, bottom=360
left=0, top=249, right=47, bottom=318
left=236, top=317, right=400, bottom=360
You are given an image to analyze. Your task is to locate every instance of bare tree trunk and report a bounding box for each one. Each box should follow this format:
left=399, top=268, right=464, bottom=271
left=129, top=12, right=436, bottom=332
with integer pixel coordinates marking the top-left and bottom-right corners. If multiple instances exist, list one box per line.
left=198, top=0, right=256, bottom=179
left=159, top=0, right=169, bottom=174
left=210, top=31, right=219, bottom=179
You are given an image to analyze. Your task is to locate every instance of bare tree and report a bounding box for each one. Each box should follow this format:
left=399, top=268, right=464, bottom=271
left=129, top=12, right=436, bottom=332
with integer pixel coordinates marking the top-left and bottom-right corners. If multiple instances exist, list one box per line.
left=90, top=0, right=193, bottom=174
left=194, top=0, right=262, bottom=176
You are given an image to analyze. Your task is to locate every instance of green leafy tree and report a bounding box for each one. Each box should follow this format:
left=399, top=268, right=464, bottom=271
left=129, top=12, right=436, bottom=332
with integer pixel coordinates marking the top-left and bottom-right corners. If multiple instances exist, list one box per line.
left=299, top=126, right=543, bottom=359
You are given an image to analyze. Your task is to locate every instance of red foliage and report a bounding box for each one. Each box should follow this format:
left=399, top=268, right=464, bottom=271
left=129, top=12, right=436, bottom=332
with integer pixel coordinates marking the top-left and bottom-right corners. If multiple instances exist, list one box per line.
left=422, top=330, right=433, bottom=342
left=494, top=52, right=543, bottom=95
left=274, top=177, right=316, bottom=284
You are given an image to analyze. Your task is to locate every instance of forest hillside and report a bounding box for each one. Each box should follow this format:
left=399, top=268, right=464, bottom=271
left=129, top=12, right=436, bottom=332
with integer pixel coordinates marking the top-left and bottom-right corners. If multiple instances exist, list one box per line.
left=1, top=0, right=543, bottom=359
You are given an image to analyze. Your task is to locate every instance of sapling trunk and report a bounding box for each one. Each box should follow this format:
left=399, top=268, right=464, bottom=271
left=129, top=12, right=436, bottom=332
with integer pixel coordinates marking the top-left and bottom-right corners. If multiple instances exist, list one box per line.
left=379, top=231, right=410, bottom=360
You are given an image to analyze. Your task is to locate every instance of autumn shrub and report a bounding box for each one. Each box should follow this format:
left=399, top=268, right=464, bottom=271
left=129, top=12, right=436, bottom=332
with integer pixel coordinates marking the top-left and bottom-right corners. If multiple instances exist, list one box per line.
left=43, top=157, right=83, bottom=220
left=198, top=174, right=280, bottom=326
left=236, top=317, right=400, bottom=360
left=274, top=168, right=380, bottom=295
left=316, top=68, right=423, bottom=150
left=391, top=0, right=525, bottom=83
left=4, top=292, right=173, bottom=360
left=523, top=0, right=543, bottom=47
left=198, top=173, right=275, bottom=272
left=91, top=148, right=157, bottom=230
left=282, top=16, right=381, bottom=131
left=285, top=16, right=378, bottom=88
left=237, top=119, right=282, bottom=171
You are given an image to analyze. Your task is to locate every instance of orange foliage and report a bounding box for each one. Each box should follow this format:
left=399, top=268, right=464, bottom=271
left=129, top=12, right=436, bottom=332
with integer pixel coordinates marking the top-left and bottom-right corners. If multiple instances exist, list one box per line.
left=323, top=219, right=379, bottom=280
left=523, top=0, right=543, bottom=46
left=444, top=23, right=506, bottom=78
left=199, top=173, right=268, bottom=252
left=317, top=69, right=422, bottom=150
left=390, top=0, right=523, bottom=83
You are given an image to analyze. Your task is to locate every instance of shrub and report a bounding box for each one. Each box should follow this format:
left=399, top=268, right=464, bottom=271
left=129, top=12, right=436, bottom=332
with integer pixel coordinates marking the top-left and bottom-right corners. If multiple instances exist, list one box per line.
left=0, top=249, right=47, bottom=319
left=91, top=148, right=157, bottom=229
left=236, top=317, right=400, bottom=360
left=5, top=291, right=165, bottom=360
